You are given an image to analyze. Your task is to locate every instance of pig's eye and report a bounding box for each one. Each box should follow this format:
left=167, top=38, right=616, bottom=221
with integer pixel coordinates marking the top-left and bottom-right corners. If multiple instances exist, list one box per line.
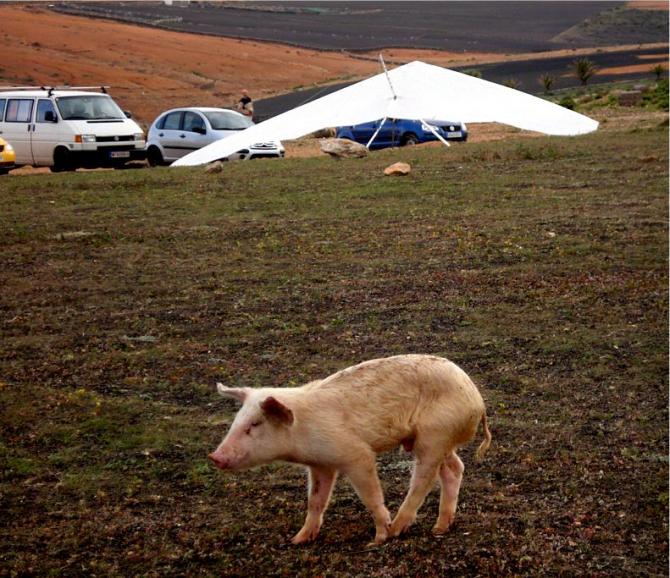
left=245, top=421, right=263, bottom=435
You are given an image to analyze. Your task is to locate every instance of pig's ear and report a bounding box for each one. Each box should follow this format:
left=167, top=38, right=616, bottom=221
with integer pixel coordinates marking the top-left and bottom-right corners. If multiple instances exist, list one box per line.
left=260, top=396, right=294, bottom=426
left=216, top=383, right=249, bottom=402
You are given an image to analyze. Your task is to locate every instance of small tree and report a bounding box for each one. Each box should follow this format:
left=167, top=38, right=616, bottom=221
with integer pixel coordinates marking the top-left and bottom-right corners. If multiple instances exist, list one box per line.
left=503, top=78, right=520, bottom=89
left=463, top=69, right=482, bottom=79
left=652, top=64, right=666, bottom=81
left=574, top=57, right=597, bottom=86
left=540, top=73, right=556, bottom=93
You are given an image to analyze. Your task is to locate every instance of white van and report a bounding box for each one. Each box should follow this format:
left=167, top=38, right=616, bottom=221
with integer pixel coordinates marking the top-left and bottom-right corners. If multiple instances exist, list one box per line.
left=0, top=87, right=146, bottom=172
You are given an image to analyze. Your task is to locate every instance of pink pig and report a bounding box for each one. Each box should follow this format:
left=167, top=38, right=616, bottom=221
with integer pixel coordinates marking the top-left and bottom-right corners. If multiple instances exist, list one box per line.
left=208, top=354, right=491, bottom=544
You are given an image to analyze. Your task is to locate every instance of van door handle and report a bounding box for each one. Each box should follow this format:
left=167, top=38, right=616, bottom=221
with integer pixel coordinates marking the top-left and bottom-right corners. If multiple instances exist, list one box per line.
left=159, top=133, right=164, bottom=137
left=179, top=134, right=186, bottom=138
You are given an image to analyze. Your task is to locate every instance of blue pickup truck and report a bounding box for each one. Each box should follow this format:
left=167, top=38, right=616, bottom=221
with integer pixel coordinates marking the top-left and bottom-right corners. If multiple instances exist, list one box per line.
left=336, top=118, right=467, bottom=150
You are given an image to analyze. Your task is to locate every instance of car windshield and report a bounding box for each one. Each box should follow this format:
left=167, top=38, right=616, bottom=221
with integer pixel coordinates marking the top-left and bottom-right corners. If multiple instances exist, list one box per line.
left=204, top=110, right=253, bottom=130
left=56, top=95, right=125, bottom=120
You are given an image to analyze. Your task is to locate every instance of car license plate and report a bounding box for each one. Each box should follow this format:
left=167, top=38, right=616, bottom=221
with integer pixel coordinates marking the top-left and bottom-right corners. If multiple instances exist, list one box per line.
left=446, top=131, right=462, bottom=138
left=109, top=151, right=130, bottom=159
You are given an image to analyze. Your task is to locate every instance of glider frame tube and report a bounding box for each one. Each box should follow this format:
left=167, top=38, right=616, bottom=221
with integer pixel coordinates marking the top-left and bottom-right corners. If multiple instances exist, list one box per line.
left=365, top=116, right=388, bottom=149
left=420, top=119, right=451, bottom=148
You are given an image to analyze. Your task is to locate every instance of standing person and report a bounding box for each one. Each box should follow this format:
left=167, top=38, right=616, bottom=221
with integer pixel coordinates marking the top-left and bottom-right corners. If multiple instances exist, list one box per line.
left=237, top=89, right=254, bottom=119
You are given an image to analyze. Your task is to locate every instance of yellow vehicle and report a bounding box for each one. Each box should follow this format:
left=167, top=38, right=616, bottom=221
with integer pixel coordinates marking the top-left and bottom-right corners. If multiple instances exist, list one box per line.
left=0, top=136, right=16, bottom=175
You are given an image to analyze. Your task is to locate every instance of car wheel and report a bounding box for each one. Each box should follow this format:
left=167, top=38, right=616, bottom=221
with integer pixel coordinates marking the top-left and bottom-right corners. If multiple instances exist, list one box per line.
left=402, top=133, right=419, bottom=146
left=147, top=146, right=164, bottom=167
left=51, top=147, right=75, bottom=172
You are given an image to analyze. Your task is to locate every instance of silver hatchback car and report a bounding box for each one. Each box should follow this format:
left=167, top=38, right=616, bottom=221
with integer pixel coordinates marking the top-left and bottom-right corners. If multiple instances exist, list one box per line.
left=146, top=107, right=284, bottom=166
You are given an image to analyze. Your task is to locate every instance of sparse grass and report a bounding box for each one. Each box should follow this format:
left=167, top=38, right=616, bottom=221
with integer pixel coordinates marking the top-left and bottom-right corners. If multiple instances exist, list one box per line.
left=0, top=119, right=667, bottom=576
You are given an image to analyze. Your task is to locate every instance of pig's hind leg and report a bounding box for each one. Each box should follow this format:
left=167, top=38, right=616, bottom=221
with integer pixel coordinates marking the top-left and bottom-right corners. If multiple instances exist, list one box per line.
left=291, top=465, right=338, bottom=545
left=388, top=443, right=444, bottom=538
left=432, top=451, right=464, bottom=535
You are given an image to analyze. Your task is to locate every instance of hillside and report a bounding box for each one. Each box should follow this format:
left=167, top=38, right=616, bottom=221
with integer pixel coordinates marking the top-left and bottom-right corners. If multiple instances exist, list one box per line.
left=0, top=5, right=380, bottom=127
left=52, top=1, right=624, bottom=52
left=0, top=4, right=667, bottom=128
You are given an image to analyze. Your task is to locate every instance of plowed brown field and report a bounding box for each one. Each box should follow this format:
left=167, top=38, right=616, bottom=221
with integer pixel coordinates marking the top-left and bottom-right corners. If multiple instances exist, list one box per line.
left=0, top=5, right=373, bottom=126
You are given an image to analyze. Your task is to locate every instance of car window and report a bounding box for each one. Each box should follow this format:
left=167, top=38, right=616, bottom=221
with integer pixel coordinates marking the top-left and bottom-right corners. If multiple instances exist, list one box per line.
left=36, top=99, right=57, bottom=122
left=56, top=95, right=125, bottom=120
left=161, top=111, right=182, bottom=131
left=5, top=99, right=34, bottom=123
left=203, top=110, right=253, bottom=130
left=183, top=111, right=205, bottom=133
left=0, top=99, right=5, bottom=121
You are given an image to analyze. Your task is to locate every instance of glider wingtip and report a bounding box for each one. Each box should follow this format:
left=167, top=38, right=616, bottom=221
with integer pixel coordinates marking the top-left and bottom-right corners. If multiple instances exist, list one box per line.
left=171, top=158, right=196, bottom=167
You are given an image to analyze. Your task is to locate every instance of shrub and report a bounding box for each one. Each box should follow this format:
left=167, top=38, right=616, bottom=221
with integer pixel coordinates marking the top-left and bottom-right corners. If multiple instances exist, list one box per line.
left=643, top=78, right=669, bottom=111
left=559, top=96, right=576, bottom=110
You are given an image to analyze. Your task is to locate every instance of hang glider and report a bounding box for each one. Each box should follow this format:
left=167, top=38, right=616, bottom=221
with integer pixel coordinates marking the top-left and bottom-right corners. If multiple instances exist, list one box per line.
left=172, top=60, right=598, bottom=167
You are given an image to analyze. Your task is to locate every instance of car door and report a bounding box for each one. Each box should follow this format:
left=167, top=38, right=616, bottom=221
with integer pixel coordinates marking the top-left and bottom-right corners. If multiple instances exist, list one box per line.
left=181, top=111, right=211, bottom=155
left=3, top=97, right=35, bottom=165
left=351, top=120, right=379, bottom=146
left=31, top=98, right=61, bottom=165
left=156, top=111, right=184, bottom=162
left=376, top=118, right=397, bottom=147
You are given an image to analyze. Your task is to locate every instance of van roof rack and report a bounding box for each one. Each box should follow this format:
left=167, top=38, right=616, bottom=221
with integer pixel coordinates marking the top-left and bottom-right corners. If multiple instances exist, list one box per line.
left=0, top=85, right=110, bottom=96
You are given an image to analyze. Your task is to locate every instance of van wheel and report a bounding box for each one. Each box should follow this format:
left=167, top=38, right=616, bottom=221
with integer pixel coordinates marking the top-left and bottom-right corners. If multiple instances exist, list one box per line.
left=402, top=133, right=419, bottom=146
left=0, top=169, right=9, bottom=176
left=51, top=147, right=74, bottom=172
left=147, top=146, right=164, bottom=167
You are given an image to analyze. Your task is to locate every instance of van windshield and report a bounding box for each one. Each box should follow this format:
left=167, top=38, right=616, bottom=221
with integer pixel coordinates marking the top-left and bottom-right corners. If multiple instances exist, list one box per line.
left=203, top=110, right=253, bottom=131
left=56, top=95, right=125, bottom=121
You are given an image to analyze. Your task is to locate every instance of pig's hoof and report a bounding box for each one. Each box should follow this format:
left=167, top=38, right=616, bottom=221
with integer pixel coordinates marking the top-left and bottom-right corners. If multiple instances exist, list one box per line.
left=372, top=531, right=388, bottom=545
left=291, top=528, right=318, bottom=545
left=388, top=515, right=415, bottom=538
left=432, top=514, right=455, bottom=535
left=432, top=523, right=452, bottom=536
left=370, top=520, right=391, bottom=545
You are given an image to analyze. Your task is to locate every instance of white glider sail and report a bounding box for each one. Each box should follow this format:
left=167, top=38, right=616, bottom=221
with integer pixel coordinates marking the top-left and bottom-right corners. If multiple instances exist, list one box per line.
left=173, top=60, right=598, bottom=167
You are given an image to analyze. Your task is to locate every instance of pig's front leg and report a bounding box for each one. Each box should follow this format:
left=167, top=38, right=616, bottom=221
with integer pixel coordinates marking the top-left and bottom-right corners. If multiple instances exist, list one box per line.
left=291, top=465, right=338, bottom=545
left=343, top=455, right=391, bottom=544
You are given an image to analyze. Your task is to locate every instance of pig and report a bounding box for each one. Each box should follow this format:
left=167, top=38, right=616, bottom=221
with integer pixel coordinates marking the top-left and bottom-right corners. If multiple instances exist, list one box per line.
left=208, top=354, right=491, bottom=544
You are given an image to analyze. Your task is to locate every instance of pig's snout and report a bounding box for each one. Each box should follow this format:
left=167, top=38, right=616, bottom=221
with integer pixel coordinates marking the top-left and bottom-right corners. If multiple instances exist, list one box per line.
left=208, top=452, right=230, bottom=470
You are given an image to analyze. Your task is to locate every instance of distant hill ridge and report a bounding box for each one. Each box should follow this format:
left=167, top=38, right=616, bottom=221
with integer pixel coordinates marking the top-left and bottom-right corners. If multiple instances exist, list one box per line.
left=50, top=1, right=666, bottom=53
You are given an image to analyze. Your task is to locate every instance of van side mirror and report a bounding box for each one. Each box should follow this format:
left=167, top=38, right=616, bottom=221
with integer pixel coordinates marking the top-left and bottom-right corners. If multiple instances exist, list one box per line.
left=193, top=126, right=206, bottom=135
left=124, top=110, right=133, bottom=119
left=44, top=111, right=57, bottom=123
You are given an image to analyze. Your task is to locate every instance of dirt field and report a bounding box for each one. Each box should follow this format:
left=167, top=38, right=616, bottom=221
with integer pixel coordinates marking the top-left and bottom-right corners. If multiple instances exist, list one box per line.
left=0, top=5, right=380, bottom=126
left=52, top=1, right=654, bottom=52
left=1, top=106, right=667, bottom=576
